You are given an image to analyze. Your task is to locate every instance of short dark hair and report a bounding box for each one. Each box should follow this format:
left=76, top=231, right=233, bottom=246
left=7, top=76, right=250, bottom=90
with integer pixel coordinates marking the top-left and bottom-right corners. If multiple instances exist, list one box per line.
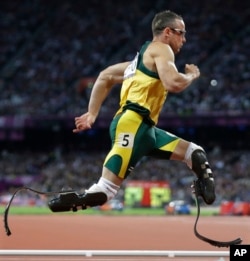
left=152, top=10, right=183, bottom=36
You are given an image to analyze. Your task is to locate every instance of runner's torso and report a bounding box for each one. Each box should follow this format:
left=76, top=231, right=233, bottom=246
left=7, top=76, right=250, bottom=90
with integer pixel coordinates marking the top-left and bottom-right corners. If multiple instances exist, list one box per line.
left=115, top=41, right=167, bottom=125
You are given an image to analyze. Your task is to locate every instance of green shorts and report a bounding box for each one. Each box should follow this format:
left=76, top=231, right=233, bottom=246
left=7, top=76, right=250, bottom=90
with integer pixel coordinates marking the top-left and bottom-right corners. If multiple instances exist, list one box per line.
left=104, top=110, right=180, bottom=179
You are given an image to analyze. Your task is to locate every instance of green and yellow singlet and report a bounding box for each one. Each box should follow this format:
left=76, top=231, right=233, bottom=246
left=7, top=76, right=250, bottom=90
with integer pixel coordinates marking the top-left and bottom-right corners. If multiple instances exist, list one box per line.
left=104, top=41, right=180, bottom=179
left=115, top=41, right=168, bottom=125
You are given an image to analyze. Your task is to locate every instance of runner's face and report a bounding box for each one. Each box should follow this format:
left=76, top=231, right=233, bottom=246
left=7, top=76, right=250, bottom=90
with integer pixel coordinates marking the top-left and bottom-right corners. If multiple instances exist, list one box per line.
left=168, top=19, right=186, bottom=54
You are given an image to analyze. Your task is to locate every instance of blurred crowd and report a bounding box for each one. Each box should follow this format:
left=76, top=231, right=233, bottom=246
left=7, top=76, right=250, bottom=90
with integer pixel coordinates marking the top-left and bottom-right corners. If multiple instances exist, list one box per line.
left=1, top=147, right=250, bottom=205
left=0, top=0, right=250, bottom=206
left=0, top=0, right=249, bottom=117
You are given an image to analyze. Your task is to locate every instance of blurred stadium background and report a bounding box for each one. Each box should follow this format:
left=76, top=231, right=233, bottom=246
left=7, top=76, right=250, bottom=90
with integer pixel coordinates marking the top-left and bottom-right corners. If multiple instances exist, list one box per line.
left=0, top=0, right=249, bottom=214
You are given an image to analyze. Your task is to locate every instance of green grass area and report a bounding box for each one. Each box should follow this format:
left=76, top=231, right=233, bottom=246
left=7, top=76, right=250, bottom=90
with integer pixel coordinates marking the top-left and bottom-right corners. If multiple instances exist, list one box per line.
left=1, top=206, right=165, bottom=215
left=0, top=205, right=219, bottom=216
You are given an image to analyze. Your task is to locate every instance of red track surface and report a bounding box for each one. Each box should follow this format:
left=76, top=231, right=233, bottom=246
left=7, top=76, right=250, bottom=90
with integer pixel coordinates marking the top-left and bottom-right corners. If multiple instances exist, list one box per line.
left=1, top=214, right=249, bottom=260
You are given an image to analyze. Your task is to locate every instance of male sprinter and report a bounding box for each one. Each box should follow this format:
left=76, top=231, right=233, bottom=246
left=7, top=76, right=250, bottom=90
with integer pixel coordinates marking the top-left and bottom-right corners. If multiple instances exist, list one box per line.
left=48, top=10, right=215, bottom=212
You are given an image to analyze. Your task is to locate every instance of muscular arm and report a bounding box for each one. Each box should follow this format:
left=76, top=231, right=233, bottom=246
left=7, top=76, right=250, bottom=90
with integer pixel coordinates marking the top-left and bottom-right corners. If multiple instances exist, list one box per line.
left=73, top=62, right=129, bottom=132
left=151, top=42, right=200, bottom=93
left=88, top=62, right=129, bottom=119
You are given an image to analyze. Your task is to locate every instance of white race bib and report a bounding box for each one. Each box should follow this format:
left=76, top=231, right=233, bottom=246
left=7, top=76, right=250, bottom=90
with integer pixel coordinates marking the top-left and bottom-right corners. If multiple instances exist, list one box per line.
left=123, top=52, right=139, bottom=79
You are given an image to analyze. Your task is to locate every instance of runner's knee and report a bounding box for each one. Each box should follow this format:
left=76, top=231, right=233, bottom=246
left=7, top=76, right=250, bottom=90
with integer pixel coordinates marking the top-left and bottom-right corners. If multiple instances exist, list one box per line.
left=183, top=142, right=205, bottom=169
